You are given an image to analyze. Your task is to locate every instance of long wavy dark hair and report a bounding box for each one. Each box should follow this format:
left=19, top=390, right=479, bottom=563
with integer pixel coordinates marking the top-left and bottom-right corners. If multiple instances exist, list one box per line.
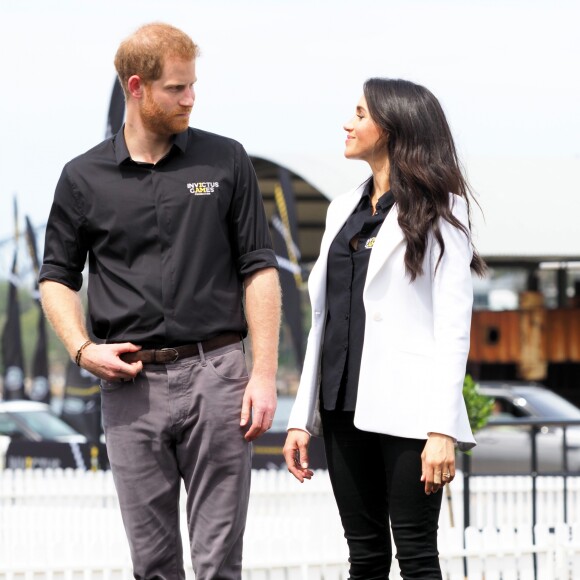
left=363, top=78, right=485, bottom=280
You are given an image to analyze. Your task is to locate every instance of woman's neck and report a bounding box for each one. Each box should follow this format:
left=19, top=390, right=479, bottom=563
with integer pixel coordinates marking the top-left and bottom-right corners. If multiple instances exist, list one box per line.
left=369, top=158, right=391, bottom=210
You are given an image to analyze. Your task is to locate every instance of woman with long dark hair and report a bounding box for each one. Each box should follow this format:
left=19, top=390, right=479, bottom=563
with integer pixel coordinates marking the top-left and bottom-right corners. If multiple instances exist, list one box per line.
left=283, top=78, right=485, bottom=579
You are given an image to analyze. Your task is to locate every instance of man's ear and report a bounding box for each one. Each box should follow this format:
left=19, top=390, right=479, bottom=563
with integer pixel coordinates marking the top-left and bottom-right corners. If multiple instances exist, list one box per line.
left=127, top=75, right=145, bottom=99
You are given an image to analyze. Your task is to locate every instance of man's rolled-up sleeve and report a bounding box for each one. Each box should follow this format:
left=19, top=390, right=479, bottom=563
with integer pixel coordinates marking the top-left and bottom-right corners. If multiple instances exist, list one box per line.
left=238, top=248, right=278, bottom=277
left=39, top=165, right=87, bottom=291
left=230, top=144, right=279, bottom=277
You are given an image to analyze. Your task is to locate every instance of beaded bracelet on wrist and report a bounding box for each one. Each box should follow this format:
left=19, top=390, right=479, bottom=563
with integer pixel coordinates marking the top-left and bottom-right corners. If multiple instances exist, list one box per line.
left=75, top=340, right=93, bottom=366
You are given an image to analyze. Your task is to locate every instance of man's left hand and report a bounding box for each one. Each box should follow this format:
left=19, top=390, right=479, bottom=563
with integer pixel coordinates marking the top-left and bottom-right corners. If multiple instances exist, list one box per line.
left=240, top=375, right=277, bottom=441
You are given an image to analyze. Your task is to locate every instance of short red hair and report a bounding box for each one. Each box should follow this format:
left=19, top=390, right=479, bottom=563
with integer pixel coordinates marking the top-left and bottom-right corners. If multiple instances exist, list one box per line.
left=114, top=23, right=200, bottom=96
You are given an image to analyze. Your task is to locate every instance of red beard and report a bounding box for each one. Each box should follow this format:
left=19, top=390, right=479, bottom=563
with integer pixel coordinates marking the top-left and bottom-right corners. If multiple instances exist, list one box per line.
left=141, top=89, right=191, bottom=135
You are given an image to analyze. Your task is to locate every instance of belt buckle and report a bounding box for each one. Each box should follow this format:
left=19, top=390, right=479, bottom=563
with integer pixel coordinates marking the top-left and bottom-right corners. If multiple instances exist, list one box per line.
left=159, top=347, right=179, bottom=363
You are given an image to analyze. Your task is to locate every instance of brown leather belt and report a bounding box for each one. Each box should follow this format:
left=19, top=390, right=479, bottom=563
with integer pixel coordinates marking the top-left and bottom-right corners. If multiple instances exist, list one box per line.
left=120, top=332, right=241, bottom=364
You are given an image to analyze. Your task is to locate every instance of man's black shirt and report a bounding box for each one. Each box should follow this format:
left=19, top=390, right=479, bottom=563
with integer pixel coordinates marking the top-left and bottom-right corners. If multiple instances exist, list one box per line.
left=320, top=183, right=395, bottom=411
left=39, top=127, right=278, bottom=347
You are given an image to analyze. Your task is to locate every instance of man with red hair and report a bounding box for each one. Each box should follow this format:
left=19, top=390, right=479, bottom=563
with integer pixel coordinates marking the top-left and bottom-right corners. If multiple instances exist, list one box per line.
left=40, top=23, right=281, bottom=580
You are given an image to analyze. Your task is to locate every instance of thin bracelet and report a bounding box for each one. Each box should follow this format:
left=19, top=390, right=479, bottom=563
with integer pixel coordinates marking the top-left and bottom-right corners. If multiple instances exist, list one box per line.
left=75, top=340, right=93, bottom=366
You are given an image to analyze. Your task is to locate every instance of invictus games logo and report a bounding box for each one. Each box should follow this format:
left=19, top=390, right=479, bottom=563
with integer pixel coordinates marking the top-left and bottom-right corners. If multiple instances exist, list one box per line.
left=187, top=182, right=220, bottom=195
left=364, top=237, right=376, bottom=249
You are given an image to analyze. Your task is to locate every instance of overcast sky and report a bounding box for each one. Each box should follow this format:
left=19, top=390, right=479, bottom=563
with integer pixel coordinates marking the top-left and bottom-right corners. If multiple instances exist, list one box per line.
left=1, top=0, right=579, bottom=261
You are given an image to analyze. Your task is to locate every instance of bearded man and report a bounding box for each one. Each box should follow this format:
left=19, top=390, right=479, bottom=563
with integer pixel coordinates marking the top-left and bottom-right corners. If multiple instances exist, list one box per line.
left=39, top=23, right=281, bottom=580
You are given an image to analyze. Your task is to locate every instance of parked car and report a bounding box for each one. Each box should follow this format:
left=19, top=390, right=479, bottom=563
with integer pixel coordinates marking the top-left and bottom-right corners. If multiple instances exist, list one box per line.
left=468, top=381, right=580, bottom=474
left=0, top=401, right=112, bottom=470
left=0, top=401, right=87, bottom=443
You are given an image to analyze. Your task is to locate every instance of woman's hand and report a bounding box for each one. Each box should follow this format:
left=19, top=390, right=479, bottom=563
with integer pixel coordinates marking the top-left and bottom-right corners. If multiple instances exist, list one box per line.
left=420, top=433, right=456, bottom=495
left=283, top=428, right=314, bottom=482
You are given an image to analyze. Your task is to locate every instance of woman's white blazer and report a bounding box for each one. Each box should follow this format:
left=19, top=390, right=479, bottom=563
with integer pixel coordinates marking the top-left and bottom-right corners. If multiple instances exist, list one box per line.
left=287, top=183, right=477, bottom=451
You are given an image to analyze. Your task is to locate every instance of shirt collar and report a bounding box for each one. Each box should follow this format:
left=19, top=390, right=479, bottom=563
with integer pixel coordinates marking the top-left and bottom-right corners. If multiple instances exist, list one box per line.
left=362, top=179, right=395, bottom=213
left=376, top=190, right=395, bottom=212
left=113, top=127, right=131, bottom=165
left=173, top=129, right=188, bottom=153
left=113, top=126, right=189, bottom=166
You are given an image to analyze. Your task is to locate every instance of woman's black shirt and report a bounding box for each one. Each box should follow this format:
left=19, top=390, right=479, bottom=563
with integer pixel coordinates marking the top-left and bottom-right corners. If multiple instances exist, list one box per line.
left=320, top=183, right=395, bottom=411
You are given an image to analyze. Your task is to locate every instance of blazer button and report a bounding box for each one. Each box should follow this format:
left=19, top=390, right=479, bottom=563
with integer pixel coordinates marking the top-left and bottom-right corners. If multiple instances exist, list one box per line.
left=373, top=312, right=383, bottom=322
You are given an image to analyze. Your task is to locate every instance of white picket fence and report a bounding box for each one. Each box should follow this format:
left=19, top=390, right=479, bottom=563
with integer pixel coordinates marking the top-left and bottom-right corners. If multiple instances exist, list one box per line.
left=1, top=468, right=580, bottom=579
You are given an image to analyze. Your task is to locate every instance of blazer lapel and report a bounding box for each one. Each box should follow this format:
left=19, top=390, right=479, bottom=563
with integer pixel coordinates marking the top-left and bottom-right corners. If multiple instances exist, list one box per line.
left=365, top=204, right=405, bottom=287
left=309, top=184, right=366, bottom=312
left=323, top=185, right=366, bottom=251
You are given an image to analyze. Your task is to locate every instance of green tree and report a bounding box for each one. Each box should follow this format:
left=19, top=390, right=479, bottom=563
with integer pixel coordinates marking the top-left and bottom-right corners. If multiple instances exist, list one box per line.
left=463, top=374, right=494, bottom=434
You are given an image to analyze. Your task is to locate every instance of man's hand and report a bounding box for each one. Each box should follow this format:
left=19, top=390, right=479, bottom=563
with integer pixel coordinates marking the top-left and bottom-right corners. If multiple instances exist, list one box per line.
left=240, top=374, right=277, bottom=441
left=241, top=267, right=280, bottom=441
left=420, top=432, right=456, bottom=495
left=81, top=342, right=143, bottom=381
left=39, top=281, right=143, bottom=382
left=283, top=428, right=314, bottom=482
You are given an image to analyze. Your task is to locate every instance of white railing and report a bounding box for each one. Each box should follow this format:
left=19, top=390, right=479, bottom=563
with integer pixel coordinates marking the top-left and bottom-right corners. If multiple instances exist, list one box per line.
left=1, top=468, right=580, bottom=579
